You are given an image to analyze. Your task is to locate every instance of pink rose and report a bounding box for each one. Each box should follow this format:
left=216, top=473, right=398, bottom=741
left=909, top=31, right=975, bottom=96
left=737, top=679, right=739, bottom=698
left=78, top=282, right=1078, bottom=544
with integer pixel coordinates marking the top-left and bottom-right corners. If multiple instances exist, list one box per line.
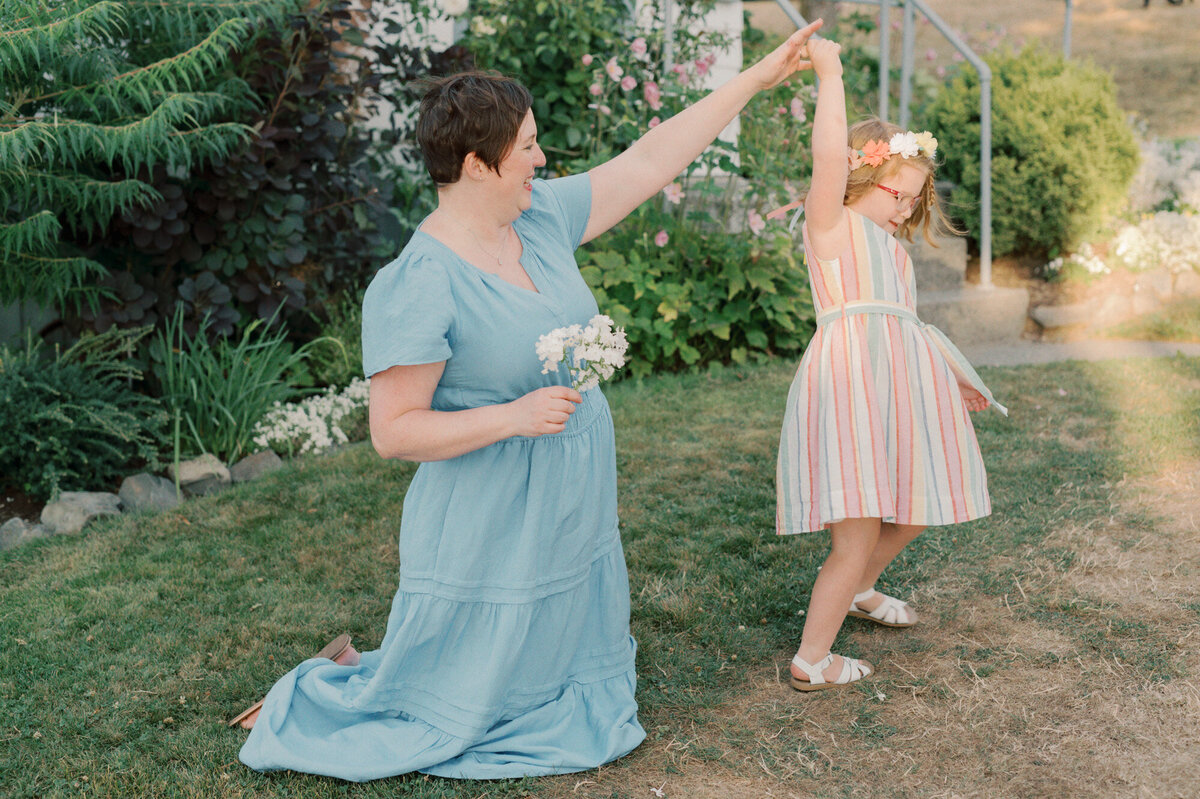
left=589, top=83, right=602, bottom=96
left=925, top=48, right=937, bottom=62
left=789, top=97, right=806, bottom=122
left=747, top=210, right=765, bottom=236
left=605, top=57, right=623, bottom=82
left=654, top=229, right=669, bottom=247
left=581, top=53, right=594, bottom=66
left=648, top=116, right=661, bottom=128
left=662, top=183, right=684, bottom=204
left=630, top=37, right=647, bottom=58
left=643, top=80, right=662, bottom=110
left=620, top=75, right=637, bottom=92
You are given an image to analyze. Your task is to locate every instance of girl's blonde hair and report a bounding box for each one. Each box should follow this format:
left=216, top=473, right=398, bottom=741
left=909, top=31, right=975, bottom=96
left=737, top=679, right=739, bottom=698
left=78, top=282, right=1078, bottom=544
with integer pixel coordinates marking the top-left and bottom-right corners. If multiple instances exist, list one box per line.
left=843, top=117, right=960, bottom=245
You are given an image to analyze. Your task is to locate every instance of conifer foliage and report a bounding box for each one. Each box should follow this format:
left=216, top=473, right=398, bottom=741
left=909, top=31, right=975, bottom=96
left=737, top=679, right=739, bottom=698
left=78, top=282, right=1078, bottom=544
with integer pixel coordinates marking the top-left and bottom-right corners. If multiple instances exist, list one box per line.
left=0, top=0, right=299, bottom=311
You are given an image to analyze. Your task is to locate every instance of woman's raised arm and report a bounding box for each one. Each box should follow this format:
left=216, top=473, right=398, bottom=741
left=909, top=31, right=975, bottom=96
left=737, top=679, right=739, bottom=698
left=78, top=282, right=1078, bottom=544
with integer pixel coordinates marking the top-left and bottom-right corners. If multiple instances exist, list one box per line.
left=581, top=19, right=824, bottom=244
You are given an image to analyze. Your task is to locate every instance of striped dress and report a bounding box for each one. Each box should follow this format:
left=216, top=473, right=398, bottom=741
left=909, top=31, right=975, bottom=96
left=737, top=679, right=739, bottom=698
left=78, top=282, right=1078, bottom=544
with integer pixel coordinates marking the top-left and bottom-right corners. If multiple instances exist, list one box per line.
left=776, top=208, right=993, bottom=535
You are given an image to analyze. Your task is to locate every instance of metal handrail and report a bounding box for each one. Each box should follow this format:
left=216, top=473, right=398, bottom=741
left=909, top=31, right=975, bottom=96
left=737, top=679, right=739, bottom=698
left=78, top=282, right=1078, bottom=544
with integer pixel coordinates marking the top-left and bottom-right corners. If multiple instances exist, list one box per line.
left=771, top=0, right=995, bottom=287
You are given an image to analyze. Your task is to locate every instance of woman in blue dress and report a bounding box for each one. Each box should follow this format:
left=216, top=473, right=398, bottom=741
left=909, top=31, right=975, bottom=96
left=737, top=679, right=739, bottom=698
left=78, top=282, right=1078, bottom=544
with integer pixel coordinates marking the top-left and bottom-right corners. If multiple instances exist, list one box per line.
left=233, top=20, right=825, bottom=782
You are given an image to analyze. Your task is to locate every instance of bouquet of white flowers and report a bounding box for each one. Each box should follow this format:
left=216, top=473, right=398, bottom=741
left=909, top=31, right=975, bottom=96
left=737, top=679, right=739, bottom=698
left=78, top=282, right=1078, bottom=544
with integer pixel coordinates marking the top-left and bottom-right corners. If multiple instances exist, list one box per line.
left=535, top=314, right=629, bottom=391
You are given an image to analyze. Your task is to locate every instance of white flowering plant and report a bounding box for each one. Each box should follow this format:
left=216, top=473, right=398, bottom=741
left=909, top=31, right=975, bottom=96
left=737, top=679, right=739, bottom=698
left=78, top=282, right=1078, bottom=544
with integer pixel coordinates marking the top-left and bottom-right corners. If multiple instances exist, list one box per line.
left=252, top=377, right=370, bottom=457
left=536, top=314, right=629, bottom=392
left=1041, top=242, right=1111, bottom=281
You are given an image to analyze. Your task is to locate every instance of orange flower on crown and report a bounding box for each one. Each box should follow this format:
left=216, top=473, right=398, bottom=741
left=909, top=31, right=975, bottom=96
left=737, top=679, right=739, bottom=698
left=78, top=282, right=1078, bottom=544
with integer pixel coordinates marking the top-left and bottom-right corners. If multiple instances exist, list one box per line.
left=859, top=139, right=891, bottom=167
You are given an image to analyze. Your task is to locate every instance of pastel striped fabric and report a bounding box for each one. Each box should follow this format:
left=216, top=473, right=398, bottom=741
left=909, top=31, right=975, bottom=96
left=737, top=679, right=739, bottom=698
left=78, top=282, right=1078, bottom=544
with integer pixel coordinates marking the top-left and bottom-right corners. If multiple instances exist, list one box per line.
left=776, top=209, right=991, bottom=535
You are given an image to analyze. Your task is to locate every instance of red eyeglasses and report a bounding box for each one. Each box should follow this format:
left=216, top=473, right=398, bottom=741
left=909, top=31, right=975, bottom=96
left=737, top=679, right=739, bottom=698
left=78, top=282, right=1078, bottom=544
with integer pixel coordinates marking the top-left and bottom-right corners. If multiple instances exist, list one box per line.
left=875, top=183, right=921, bottom=211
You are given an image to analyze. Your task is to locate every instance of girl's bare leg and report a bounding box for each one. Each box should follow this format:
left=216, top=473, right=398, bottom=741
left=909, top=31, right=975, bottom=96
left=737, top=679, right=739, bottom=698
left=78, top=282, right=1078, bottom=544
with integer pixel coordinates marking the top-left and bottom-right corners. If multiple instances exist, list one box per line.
left=792, top=517, right=881, bottom=682
left=852, top=522, right=925, bottom=621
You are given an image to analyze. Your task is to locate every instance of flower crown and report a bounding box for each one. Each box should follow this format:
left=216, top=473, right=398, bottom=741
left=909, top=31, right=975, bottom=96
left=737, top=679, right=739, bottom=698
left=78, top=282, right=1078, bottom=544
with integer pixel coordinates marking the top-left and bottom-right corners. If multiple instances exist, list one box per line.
left=848, top=131, right=938, bottom=170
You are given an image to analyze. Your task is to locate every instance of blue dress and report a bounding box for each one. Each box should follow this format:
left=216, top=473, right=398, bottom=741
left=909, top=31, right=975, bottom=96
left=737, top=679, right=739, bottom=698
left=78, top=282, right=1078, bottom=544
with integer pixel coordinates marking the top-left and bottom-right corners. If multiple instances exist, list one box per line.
left=238, top=175, right=645, bottom=781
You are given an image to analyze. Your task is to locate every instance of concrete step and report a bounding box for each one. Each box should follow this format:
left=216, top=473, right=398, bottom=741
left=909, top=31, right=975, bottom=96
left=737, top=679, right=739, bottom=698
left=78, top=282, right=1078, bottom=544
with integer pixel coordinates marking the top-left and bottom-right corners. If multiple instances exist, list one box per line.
left=918, top=285, right=1031, bottom=347
left=907, top=233, right=968, bottom=293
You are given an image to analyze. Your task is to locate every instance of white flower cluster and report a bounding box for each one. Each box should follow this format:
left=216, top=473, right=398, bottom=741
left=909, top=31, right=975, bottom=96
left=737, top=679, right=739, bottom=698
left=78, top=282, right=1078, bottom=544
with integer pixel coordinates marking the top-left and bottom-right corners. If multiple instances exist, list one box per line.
left=1112, top=211, right=1200, bottom=274
left=252, top=377, right=370, bottom=456
left=1043, top=242, right=1110, bottom=279
left=536, top=314, right=629, bottom=392
left=1127, top=137, right=1200, bottom=214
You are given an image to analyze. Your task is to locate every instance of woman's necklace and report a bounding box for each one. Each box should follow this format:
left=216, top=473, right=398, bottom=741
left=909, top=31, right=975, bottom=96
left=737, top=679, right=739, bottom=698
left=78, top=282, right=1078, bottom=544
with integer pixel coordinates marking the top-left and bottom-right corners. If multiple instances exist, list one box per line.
left=458, top=217, right=511, bottom=267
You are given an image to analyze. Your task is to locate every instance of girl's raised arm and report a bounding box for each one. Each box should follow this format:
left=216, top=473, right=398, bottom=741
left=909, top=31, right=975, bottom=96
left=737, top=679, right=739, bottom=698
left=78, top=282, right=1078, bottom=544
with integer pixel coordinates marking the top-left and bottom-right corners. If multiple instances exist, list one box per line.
left=802, top=39, right=850, bottom=258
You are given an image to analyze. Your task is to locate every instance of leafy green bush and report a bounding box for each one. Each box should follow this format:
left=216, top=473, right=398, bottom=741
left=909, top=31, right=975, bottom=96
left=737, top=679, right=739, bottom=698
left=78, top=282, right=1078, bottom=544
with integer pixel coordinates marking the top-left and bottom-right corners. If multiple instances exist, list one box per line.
left=921, top=44, right=1140, bottom=258
left=0, top=329, right=167, bottom=501
left=581, top=202, right=814, bottom=377
left=305, top=291, right=362, bottom=390
left=149, top=308, right=318, bottom=463
left=463, top=0, right=725, bottom=174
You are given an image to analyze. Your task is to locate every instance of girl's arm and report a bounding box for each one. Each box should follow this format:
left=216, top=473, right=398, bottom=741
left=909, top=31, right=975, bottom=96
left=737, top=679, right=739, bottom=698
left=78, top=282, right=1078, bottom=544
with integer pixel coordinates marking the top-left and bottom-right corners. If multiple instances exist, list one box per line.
left=581, top=19, right=824, bottom=245
left=802, top=38, right=850, bottom=260
left=368, top=363, right=582, bottom=462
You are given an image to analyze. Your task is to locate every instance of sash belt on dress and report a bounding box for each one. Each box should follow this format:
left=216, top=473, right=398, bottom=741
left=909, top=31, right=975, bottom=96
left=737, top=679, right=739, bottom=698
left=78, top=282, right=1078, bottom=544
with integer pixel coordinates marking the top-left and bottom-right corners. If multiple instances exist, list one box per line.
left=815, top=299, right=1008, bottom=416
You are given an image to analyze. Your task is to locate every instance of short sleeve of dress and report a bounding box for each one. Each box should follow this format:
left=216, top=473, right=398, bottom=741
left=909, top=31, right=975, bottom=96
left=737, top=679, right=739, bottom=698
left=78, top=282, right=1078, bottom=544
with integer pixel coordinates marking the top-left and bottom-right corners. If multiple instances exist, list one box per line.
left=361, top=253, right=455, bottom=377
left=538, top=173, right=592, bottom=250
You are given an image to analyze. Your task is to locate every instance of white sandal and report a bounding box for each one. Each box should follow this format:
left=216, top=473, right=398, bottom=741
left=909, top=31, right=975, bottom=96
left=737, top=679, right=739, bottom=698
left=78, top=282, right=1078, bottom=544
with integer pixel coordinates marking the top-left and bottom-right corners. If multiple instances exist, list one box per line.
left=847, top=587, right=917, bottom=628
left=790, top=652, right=873, bottom=692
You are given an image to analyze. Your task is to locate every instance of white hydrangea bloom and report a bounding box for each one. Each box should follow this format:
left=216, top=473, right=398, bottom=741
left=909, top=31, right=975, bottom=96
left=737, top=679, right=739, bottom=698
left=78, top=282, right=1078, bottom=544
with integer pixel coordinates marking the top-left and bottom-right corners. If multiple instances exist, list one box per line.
left=536, top=314, right=628, bottom=391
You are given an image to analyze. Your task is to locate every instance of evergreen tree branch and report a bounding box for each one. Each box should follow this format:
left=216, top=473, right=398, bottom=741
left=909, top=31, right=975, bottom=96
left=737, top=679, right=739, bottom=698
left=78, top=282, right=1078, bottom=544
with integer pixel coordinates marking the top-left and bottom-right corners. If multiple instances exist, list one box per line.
left=1, top=171, right=160, bottom=234
left=0, top=93, right=253, bottom=172
left=0, top=249, right=109, bottom=308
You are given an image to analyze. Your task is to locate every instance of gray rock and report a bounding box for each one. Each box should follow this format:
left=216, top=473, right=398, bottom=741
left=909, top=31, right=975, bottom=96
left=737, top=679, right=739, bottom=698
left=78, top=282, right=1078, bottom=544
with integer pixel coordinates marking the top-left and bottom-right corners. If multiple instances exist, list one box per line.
left=118, top=473, right=181, bottom=513
left=230, top=450, right=284, bottom=483
left=40, top=491, right=122, bottom=536
left=1030, top=301, right=1093, bottom=330
left=169, top=453, right=230, bottom=486
left=183, top=476, right=230, bottom=497
left=0, top=518, right=51, bottom=551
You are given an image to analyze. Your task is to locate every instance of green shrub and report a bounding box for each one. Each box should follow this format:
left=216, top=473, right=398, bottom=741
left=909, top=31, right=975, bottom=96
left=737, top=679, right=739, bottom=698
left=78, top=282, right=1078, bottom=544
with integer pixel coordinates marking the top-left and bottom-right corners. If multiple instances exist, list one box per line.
left=0, top=329, right=167, bottom=500
left=306, top=291, right=363, bottom=390
left=463, top=0, right=725, bottom=174
left=149, top=308, right=318, bottom=463
left=921, top=44, right=1140, bottom=258
left=581, top=202, right=814, bottom=377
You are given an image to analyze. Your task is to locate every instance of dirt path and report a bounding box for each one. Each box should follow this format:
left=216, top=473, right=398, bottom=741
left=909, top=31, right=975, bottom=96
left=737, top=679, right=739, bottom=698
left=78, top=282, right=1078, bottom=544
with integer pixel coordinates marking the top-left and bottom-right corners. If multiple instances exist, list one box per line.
left=748, top=0, right=1200, bottom=138
left=533, top=460, right=1200, bottom=799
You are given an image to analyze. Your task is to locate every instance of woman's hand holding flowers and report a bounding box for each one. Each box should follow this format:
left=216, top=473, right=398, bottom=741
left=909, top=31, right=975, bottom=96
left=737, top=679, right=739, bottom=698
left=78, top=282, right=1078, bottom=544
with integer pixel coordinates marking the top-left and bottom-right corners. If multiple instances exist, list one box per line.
left=508, top=386, right=582, bottom=437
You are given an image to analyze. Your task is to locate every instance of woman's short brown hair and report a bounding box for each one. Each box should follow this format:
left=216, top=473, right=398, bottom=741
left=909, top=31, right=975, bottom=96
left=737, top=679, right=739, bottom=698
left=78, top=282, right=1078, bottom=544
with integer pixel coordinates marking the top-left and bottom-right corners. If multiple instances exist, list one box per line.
left=416, top=71, right=533, bottom=186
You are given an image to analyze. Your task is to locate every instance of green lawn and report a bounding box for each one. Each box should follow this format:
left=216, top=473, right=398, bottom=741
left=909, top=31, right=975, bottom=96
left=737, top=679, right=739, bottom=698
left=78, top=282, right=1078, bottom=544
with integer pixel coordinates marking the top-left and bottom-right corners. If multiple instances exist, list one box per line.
left=3, top=355, right=1199, bottom=797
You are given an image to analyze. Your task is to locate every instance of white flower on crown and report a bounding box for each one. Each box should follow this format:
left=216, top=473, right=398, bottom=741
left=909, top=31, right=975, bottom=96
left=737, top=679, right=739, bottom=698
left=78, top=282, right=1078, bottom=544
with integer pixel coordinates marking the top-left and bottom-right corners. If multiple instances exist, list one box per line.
left=889, top=131, right=921, bottom=159
left=440, top=0, right=469, bottom=17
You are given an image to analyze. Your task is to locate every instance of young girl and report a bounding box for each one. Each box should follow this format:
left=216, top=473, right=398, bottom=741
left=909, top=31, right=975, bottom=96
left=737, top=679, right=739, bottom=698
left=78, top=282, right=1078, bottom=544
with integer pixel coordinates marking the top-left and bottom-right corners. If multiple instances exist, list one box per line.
left=773, top=37, right=1005, bottom=691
